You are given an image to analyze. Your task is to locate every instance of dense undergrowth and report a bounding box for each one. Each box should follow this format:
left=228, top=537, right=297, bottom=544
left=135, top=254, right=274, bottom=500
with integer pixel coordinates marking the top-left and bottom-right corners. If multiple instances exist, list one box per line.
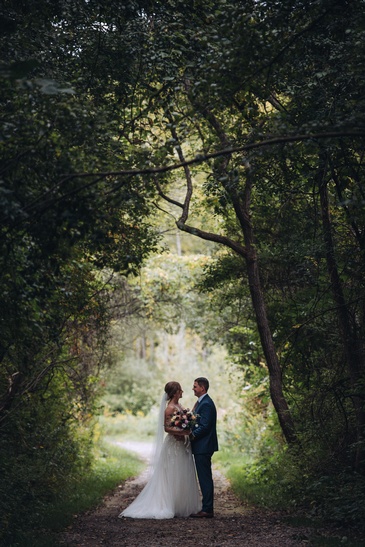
left=217, top=446, right=365, bottom=540
left=0, top=441, right=143, bottom=547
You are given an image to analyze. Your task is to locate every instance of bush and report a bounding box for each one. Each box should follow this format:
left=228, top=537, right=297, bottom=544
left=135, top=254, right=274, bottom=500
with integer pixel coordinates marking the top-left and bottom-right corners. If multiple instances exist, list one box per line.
left=0, top=439, right=143, bottom=546
left=0, top=375, right=94, bottom=545
left=226, top=445, right=365, bottom=534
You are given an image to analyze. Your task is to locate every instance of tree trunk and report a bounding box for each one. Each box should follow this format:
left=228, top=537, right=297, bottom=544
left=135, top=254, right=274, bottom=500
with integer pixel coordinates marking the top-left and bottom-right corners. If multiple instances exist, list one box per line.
left=229, top=165, right=297, bottom=444
left=317, top=152, right=365, bottom=469
left=164, top=104, right=297, bottom=444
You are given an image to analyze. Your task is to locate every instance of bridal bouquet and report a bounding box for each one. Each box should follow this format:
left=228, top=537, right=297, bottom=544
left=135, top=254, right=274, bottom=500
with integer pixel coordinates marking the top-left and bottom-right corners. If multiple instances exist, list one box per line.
left=170, top=408, right=199, bottom=431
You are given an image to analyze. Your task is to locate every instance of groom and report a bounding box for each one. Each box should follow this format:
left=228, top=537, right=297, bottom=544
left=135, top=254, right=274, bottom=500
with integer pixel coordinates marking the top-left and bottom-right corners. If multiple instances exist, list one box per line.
left=190, top=377, right=218, bottom=518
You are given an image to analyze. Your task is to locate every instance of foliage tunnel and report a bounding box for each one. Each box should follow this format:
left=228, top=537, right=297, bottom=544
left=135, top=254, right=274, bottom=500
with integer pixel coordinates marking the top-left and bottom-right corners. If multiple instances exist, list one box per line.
left=1, top=0, right=365, bottom=541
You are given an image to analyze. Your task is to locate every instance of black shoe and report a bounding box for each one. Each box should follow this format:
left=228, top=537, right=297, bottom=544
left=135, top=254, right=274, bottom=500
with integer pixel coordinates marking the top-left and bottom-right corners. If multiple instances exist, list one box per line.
left=190, top=511, right=214, bottom=518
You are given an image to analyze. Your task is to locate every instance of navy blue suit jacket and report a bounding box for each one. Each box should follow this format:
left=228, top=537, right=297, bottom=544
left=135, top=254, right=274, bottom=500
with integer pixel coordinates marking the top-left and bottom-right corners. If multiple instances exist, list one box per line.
left=191, top=394, right=218, bottom=455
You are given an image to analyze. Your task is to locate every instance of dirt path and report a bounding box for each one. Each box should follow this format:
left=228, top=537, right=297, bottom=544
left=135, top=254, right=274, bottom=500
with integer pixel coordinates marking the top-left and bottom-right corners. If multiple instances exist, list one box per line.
left=59, top=442, right=349, bottom=547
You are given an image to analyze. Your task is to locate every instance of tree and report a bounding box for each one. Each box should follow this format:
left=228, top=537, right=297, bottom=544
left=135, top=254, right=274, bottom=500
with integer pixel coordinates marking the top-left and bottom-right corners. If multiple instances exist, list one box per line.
left=0, top=1, right=159, bottom=541
left=83, top=0, right=365, bottom=458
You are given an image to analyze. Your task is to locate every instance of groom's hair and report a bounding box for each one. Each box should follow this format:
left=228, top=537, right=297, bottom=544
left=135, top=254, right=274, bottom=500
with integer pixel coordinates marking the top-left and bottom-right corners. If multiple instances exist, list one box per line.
left=195, top=377, right=209, bottom=392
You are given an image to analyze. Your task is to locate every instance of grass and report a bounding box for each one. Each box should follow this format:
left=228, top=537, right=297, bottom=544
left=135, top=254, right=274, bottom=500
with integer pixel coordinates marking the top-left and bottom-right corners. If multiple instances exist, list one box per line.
left=214, top=446, right=253, bottom=466
left=98, top=411, right=157, bottom=440
left=13, top=440, right=144, bottom=547
left=216, top=450, right=363, bottom=547
left=46, top=441, right=144, bottom=527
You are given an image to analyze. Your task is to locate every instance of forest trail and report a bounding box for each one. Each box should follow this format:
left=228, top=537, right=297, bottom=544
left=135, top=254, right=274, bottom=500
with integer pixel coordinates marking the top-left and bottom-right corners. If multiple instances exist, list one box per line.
left=59, top=442, right=349, bottom=547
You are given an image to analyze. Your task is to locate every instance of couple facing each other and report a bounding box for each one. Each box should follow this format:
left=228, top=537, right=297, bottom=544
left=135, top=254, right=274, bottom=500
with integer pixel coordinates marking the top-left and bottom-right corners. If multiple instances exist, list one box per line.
left=119, top=377, right=218, bottom=519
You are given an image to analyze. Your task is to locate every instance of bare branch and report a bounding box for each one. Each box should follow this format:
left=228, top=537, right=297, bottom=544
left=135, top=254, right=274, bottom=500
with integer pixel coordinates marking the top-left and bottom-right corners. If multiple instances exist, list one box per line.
left=152, top=200, right=178, bottom=220
left=154, top=176, right=184, bottom=209
left=157, top=109, right=247, bottom=258
left=176, top=220, right=247, bottom=256
left=166, top=111, right=193, bottom=223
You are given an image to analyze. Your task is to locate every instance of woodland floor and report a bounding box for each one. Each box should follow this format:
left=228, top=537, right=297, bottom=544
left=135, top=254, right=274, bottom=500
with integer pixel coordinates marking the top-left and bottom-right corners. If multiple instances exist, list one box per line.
left=59, top=442, right=361, bottom=547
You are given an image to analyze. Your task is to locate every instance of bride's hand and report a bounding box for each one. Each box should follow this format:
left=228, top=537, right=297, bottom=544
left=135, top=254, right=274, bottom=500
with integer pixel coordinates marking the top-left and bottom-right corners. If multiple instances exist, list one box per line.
left=172, top=428, right=191, bottom=438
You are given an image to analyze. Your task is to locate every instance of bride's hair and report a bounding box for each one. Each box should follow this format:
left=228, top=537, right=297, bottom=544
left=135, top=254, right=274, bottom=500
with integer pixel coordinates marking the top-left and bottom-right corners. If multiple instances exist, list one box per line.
left=164, top=381, right=181, bottom=400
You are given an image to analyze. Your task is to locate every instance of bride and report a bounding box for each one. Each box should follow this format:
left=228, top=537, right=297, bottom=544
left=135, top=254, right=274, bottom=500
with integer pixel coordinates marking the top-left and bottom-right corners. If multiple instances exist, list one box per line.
left=119, top=381, right=201, bottom=519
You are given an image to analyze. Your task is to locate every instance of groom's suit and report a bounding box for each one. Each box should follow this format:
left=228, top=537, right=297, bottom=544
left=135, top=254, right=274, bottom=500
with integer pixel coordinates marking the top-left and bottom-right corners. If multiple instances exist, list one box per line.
left=191, top=394, right=218, bottom=514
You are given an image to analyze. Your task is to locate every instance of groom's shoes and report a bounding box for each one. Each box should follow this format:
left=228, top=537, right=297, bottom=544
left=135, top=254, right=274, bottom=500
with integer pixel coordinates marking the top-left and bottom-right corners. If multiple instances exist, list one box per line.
left=190, top=511, right=214, bottom=518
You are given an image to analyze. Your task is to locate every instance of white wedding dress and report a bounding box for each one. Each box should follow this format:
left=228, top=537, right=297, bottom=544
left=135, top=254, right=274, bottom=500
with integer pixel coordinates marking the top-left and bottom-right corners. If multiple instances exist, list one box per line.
left=119, top=397, right=201, bottom=519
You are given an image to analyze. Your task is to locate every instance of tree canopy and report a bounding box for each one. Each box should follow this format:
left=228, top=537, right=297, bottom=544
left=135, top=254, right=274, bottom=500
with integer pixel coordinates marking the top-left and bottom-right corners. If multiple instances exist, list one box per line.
left=1, top=0, right=365, bottom=541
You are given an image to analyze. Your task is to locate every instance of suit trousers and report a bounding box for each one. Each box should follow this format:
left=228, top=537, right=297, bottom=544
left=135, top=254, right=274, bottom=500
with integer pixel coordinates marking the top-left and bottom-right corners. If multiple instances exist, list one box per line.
left=194, top=453, right=214, bottom=513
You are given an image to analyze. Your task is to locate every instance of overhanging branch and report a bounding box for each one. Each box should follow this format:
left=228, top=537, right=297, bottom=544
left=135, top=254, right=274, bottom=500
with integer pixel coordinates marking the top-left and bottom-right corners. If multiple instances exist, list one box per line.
left=3, top=130, right=364, bottom=231
left=62, top=130, right=365, bottom=181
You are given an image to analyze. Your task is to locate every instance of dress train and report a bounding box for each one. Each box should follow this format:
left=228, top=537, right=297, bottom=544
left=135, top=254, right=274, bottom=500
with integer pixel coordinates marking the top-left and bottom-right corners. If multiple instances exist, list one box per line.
left=119, top=434, right=201, bottom=519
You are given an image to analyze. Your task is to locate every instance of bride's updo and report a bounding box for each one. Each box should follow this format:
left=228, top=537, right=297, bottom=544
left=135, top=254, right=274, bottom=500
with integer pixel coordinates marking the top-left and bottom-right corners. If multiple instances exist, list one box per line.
left=164, top=381, right=181, bottom=401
